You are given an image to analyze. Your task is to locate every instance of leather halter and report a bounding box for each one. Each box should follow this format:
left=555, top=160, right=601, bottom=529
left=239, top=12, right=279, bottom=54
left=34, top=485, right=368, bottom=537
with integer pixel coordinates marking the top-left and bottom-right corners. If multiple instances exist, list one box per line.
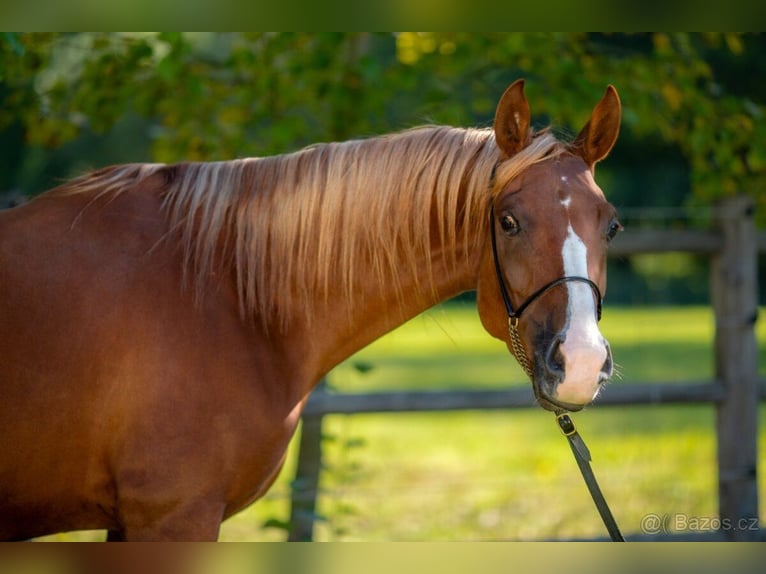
left=489, top=203, right=603, bottom=378
left=488, top=192, right=624, bottom=542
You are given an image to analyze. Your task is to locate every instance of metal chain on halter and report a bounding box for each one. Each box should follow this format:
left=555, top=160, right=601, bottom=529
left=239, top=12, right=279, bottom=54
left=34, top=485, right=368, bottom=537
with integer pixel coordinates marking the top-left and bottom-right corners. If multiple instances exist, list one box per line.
left=508, top=317, right=533, bottom=379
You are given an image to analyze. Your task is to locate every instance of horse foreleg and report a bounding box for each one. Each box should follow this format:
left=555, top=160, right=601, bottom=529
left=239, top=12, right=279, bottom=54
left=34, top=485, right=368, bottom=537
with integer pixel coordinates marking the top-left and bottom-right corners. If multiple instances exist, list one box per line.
left=115, top=498, right=225, bottom=541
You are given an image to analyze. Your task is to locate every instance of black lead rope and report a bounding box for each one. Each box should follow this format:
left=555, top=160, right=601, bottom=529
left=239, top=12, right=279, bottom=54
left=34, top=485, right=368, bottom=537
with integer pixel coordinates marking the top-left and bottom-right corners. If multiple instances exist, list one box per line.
left=555, top=411, right=625, bottom=542
left=488, top=201, right=624, bottom=541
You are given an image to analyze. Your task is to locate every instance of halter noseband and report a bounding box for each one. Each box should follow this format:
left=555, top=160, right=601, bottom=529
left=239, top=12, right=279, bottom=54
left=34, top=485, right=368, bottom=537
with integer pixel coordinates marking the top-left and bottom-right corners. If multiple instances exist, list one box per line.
left=489, top=203, right=603, bottom=379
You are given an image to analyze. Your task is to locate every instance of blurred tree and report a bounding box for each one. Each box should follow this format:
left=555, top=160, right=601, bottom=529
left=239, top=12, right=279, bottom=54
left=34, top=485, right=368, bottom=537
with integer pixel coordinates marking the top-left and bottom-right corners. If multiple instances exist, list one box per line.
left=0, top=32, right=763, bottom=224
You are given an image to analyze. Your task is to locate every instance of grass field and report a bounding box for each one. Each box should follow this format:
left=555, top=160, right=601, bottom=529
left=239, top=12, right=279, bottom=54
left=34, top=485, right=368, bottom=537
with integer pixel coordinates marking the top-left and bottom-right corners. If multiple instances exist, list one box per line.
left=43, top=305, right=766, bottom=541
left=216, top=304, right=766, bottom=541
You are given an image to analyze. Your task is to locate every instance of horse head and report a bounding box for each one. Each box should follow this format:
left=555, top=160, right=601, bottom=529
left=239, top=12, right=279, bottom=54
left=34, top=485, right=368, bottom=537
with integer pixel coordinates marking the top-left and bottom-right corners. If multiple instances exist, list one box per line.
left=478, top=80, right=622, bottom=412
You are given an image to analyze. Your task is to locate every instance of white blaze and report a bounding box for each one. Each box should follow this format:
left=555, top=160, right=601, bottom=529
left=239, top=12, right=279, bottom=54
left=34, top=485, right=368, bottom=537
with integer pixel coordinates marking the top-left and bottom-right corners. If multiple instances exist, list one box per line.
left=556, top=224, right=607, bottom=405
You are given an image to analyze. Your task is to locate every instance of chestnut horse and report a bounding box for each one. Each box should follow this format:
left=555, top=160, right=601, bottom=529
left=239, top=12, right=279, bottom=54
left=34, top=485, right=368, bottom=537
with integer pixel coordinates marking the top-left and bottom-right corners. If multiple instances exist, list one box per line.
left=0, top=80, right=621, bottom=541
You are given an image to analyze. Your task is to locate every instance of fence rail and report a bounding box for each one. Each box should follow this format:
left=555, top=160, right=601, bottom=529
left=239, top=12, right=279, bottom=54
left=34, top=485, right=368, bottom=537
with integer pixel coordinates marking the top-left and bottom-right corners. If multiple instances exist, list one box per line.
left=609, top=228, right=723, bottom=255
left=304, top=380, right=766, bottom=416
left=289, top=196, right=763, bottom=542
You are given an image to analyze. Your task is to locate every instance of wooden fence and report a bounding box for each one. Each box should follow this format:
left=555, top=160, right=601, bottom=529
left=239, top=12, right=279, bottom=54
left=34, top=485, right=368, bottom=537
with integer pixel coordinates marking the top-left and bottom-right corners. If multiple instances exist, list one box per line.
left=287, top=196, right=764, bottom=541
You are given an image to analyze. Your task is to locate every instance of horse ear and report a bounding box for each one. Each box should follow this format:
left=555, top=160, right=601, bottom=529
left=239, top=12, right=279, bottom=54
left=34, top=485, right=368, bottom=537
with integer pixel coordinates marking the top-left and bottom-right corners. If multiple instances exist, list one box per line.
left=494, top=79, right=531, bottom=158
left=572, top=85, right=621, bottom=168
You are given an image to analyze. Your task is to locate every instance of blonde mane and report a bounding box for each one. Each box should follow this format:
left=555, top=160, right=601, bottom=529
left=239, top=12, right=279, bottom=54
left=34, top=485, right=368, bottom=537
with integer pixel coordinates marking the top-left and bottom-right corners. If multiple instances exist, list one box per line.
left=57, top=126, right=566, bottom=328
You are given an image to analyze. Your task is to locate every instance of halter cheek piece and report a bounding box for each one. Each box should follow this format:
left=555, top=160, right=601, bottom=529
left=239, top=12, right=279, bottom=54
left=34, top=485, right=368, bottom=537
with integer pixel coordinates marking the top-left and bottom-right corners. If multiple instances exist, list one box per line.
left=489, top=203, right=603, bottom=379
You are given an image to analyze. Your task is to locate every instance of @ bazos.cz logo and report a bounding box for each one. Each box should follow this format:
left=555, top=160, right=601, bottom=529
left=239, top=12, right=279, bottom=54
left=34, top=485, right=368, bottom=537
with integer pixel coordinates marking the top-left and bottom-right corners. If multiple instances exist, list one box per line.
left=640, top=513, right=759, bottom=535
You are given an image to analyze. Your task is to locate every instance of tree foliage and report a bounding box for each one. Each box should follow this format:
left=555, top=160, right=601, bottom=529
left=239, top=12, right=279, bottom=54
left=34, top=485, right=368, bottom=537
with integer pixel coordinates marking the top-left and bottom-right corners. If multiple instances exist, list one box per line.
left=1, top=32, right=764, bottom=220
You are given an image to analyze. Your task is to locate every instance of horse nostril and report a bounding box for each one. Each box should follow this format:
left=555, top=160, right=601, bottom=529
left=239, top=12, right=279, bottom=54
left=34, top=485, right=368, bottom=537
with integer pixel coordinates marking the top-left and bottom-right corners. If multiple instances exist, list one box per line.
left=601, top=341, right=614, bottom=378
left=544, top=336, right=566, bottom=379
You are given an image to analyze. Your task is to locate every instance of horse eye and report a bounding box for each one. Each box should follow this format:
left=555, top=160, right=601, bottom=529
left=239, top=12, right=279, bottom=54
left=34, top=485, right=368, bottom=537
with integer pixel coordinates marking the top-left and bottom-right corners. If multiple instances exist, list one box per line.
left=606, top=220, right=623, bottom=242
left=500, top=214, right=520, bottom=236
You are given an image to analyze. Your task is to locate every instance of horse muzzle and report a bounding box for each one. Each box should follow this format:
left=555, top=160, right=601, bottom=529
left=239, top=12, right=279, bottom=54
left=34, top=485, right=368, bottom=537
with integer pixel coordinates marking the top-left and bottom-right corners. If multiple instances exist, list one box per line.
left=532, top=335, right=613, bottom=412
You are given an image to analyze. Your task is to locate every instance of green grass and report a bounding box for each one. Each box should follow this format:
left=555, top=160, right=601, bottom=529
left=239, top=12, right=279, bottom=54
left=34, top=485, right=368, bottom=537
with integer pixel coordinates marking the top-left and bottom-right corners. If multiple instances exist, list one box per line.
left=44, top=305, right=766, bottom=541
left=215, top=304, right=766, bottom=541
left=325, top=304, right=732, bottom=392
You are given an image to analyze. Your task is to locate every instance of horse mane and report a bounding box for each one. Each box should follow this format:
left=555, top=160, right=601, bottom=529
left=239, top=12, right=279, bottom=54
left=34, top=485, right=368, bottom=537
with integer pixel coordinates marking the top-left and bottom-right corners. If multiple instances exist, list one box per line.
left=55, top=126, right=566, bottom=328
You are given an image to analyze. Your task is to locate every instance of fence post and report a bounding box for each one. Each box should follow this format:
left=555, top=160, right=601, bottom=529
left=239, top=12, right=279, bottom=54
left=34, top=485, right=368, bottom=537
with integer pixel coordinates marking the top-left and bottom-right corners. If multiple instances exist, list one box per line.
left=711, top=195, right=759, bottom=540
left=287, top=380, right=326, bottom=541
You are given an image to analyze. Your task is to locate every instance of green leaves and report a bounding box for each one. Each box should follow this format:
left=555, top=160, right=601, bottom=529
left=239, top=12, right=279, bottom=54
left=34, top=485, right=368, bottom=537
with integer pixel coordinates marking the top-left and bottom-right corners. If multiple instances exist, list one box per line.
left=1, top=33, right=763, bottom=222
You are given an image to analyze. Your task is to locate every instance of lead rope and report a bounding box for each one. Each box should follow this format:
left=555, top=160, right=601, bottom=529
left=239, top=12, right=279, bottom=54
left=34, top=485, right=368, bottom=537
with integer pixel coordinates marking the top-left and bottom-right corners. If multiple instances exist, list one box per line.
left=555, top=411, right=625, bottom=541
left=489, top=200, right=624, bottom=541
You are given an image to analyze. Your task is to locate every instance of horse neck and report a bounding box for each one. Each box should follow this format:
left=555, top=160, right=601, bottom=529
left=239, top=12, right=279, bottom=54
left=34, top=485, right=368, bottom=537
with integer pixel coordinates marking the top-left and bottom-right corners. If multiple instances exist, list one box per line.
left=157, top=127, right=498, bottom=381
left=244, top=129, right=500, bottom=378
left=302, top=211, right=483, bottom=379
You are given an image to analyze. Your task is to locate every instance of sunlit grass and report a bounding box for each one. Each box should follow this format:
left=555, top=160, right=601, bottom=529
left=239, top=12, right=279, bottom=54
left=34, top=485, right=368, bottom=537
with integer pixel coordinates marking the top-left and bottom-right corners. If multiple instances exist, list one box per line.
left=327, top=304, right=725, bottom=392
left=218, top=304, right=766, bottom=541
